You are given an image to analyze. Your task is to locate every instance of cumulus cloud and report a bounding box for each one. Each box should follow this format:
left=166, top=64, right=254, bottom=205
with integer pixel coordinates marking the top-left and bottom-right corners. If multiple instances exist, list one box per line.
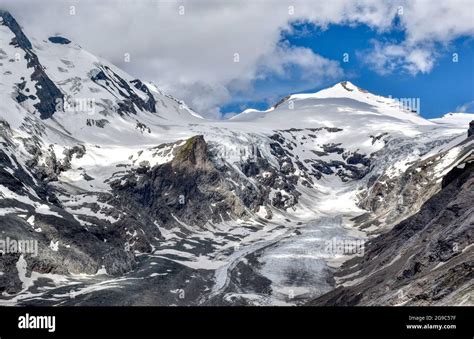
left=257, top=42, right=343, bottom=81
left=359, top=40, right=437, bottom=75
left=400, top=0, right=474, bottom=44
left=2, top=0, right=473, bottom=117
left=358, top=0, right=474, bottom=76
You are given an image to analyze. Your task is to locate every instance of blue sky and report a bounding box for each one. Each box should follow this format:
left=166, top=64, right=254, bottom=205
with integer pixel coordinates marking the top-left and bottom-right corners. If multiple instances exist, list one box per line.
left=222, top=22, right=474, bottom=119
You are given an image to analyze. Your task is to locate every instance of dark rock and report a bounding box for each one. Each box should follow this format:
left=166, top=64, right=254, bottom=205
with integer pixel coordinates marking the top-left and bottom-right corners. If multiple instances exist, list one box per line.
left=91, top=70, right=108, bottom=82
left=131, top=79, right=157, bottom=113
left=91, top=66, right=156, bottom=115
left=345, top=152, right=371, bottom=167
left=48, top=36, right=71, bottom=44
left=0, top=10, right=32, bottom=49
left=273, top=95, right=291, bottom=109
left=1, top=10, right=64, bottom=119
left=110, top=135, right=246, bottom=231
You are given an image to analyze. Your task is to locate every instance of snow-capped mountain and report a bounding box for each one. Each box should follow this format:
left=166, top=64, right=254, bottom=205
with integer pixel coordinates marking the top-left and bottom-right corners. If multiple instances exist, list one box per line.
left=431, top=112, right=474, bottom=127
left=232, top=80, right=429, bottom=125
left=0, top=10, right=472, bottom=306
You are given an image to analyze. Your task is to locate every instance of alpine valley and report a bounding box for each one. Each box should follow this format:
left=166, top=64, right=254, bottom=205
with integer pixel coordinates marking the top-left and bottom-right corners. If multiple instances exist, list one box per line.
left=0, top=10, right=472, bottom=306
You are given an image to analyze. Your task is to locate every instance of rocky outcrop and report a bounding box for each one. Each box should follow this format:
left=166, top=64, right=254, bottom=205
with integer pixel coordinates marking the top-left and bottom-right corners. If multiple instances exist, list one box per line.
left=22, top=143, right=86, bottom=182
left=309, top=159, right=473, bottom=306
left=110, top=135, right=247, bottom=231
left=90, top=65, right=157, bottom=115
left=131, top=79, right=157, bottom=113
left=0, top=155, right=137, bottom=294
left=1, top=10, right=64, bottom=119
left=0, top=10, right=32, bottom=50
left=356, top=135, right=470, bottom=232
left=48, top=36, right=71, bottom=45
left=0, top=129, right=140, bottom=294
left=469, top=120, right=474, bottom=137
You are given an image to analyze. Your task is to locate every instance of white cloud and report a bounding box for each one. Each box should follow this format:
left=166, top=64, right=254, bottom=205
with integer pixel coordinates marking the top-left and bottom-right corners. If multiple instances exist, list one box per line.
left=404, top=48, right=436, bottom=74
left=400, top=0, right=474, bottom=44
left=166, top=81, right=232, bottom=120
left=456, top=100, right=474, bottom=113
left=360, top=40, right=437, bottom=75
left=2, top=0, right=474, bottom=117
left=359, top=0, right=474, bottom=75
left=257, top=42, right=343, bottom=81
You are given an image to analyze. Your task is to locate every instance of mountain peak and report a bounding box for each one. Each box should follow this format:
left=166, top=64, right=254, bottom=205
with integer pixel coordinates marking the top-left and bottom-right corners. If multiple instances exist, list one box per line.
left=338, top=80, right=356, bottom=90
left=285, top=80, right=371, bottom=102
left=335, top=81, right=369, bottom=93
left=231, top=79, right=432, bottom=126
left=269, top=81, right=366, bottom=111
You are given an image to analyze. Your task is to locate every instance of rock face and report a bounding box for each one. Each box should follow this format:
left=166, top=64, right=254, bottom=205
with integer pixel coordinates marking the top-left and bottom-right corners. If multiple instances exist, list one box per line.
left=91, top=65, right=157, bottom=115
left=0, top=10, right=31, bottom=49
left=355, top=135, right=471, bottom=233
left=309, top=159, right=473, bottom=306
left=110, top=135, right=247, bottom=231
left=0, top=149, right=136, bottom=294
left=469, top=120, right=474, bottom=137
left=1, top=10, right=64, bottom=119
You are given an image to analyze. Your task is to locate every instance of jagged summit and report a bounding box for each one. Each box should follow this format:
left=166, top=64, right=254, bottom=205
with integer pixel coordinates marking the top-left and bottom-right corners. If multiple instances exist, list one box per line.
left=336, top=80, right=360, bottom=91
left=0, top=10, right=203, bottom=135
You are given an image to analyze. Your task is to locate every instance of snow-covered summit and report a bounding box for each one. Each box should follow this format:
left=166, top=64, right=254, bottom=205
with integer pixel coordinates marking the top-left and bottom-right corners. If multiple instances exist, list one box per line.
left=230, top=80, right=431, bottom=128
left=0, top=9, right=204, bottom=144
left=431, top=112, right=474, bottom=127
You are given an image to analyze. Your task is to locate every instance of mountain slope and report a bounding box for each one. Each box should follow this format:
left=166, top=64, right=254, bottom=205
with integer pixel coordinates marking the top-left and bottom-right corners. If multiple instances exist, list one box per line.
left=310, top=135, right=473, bottom=306
left=231, top=81, right=431, bottom=126
left=431, top=112, right=474, bottom=128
